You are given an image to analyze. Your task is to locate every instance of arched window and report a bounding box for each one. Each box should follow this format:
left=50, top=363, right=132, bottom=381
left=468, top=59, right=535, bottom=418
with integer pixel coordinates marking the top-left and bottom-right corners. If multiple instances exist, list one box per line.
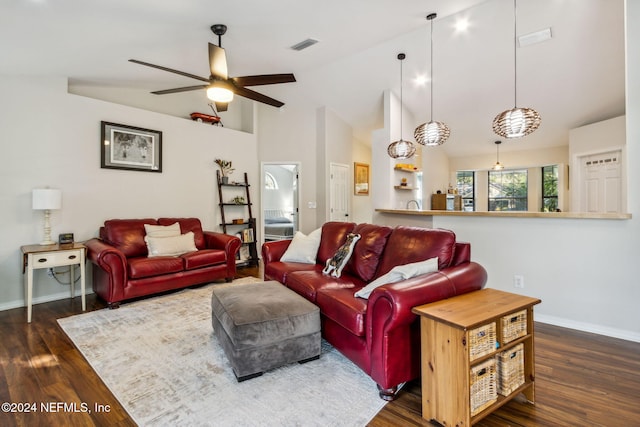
left=265, top=172, right=278, bottom=190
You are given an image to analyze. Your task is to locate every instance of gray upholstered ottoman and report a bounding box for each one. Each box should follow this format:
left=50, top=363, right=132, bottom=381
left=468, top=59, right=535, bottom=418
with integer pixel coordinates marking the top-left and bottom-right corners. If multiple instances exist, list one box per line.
left=211, top=280, right=321, bottom=381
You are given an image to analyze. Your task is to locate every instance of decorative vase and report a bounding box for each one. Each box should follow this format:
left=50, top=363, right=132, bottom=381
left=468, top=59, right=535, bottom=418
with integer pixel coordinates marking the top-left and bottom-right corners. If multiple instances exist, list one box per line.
left=222, top=176, right=229, bottom=184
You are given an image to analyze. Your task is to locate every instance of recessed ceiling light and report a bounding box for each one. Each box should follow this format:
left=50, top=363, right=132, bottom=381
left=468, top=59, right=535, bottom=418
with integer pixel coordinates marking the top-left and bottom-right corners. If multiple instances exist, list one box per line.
left=518, top=28, right=552, bottom=47
left=290, top=38, right=319, bottom=51
left=414, top=74, right=428, bottom=86
left=455, top=17, right=470, bottom=33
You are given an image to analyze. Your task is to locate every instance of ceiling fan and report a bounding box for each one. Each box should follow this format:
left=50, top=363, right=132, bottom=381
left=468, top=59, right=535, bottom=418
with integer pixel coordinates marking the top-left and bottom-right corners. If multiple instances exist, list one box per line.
left=129, top=24, right=296, bottom=112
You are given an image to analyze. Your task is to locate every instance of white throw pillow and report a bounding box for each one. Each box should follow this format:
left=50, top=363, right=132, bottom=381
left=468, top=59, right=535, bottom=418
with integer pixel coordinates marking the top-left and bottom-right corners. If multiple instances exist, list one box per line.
left=144, top=222, right=181, bottom=238
left=355, top=257, right=439, bottom=299
left=145, top=231, right=197, bottom=257
left=280, top=228, right=322, bottom=264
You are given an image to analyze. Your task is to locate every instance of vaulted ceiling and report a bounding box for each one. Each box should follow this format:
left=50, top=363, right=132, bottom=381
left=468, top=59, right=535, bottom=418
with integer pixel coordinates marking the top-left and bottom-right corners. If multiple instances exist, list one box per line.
left=1, top=0, right=624, bottom=157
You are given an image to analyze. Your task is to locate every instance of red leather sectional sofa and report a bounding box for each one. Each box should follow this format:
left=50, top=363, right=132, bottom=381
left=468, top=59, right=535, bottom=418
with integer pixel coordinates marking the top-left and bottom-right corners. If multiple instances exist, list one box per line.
left=86, top=218, right=240, bottom=308
left=262, top=222, right=487, bottom=400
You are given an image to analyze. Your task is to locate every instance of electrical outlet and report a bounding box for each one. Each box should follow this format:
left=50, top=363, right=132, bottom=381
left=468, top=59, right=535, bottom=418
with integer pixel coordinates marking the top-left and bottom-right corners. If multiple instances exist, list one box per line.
left=47, top=268, right=54, bottom=278
left=513, top=275, right=525, bottom=288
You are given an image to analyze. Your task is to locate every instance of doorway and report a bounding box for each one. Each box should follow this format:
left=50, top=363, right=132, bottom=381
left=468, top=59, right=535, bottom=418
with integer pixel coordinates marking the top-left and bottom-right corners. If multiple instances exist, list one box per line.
left=261, top=163, right=300, bottom=243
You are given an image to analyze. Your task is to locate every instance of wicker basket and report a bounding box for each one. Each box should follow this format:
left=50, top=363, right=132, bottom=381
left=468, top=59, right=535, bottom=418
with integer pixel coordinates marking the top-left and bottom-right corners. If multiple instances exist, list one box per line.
left=497, top=343, right=525, bottom=396
left=469, top=322, right=497, bottom=361
left=501, top=310, right=527, bottom=344
left=470, top=358, right=497, bottom=416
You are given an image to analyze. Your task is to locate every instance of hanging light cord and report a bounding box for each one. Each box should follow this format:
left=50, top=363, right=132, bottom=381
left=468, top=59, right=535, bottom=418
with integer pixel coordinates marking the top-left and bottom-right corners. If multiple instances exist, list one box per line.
left=429, top=16, right=434, bottom=122
left=513, top=0, right=518, bottom=108
left=399, top=53, right=406, bottom=139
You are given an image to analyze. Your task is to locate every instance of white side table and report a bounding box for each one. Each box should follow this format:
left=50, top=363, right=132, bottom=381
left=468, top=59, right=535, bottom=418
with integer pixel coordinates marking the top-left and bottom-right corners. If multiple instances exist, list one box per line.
left=21, top=242, right=86, bottom=323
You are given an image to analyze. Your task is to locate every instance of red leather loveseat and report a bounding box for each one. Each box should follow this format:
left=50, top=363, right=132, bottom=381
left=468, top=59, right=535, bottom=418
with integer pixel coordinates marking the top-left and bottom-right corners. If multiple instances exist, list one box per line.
left=86, top=218, right=240, bottom=308
left=262, top=222, right=487, bottom=400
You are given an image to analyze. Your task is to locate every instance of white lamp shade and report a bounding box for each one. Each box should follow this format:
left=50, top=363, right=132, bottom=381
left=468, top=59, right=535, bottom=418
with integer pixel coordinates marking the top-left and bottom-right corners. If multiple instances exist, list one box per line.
left=32, top=189, right=62, bottom=210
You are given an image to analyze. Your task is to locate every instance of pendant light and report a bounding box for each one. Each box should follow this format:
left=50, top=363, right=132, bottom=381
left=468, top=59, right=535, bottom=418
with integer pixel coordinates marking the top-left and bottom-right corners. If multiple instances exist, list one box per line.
left=414, top=13, right=450, bottom=146
left=387, top=53, right=416, bottom=159
left=493, top=0, right=541, bottom=139
left=492, top=140, right=504, bottom=170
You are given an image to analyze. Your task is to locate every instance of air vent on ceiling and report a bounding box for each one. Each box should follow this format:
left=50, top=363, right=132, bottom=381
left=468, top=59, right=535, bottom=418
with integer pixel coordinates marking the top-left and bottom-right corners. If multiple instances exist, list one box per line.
left=518, top=28, right=552, bottom=47
left=290, top=38, right=319, bottom=51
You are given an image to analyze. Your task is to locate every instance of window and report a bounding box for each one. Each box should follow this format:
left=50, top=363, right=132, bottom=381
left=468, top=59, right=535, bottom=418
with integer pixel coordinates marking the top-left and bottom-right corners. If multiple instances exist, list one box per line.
left=456, top=171, right=475, bottom=211
left=488, top=169, right=528, bottom=211
left=542, top=165, right=558, bottom=212
left=264, top=172, right=278, bottom=190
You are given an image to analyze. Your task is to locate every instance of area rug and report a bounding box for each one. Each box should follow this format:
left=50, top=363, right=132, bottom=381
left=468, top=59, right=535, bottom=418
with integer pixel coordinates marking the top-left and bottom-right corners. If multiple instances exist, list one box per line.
left=58, top=277, right=386, bottom=426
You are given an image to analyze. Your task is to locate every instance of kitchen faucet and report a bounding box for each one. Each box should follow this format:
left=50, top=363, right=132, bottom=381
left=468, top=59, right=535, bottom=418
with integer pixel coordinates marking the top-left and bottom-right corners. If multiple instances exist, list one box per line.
left=406, top=199, right=421, bottom=210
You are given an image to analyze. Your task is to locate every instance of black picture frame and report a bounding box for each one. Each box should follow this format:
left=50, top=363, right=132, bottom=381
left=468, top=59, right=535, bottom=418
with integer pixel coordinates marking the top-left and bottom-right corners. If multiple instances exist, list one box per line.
left=100, top=121, right=162, bottom=172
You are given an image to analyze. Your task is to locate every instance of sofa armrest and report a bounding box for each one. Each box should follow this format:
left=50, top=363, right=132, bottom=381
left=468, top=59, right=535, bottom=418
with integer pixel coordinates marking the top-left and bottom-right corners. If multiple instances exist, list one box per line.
left=367, top=262, right=488, bottom=331
left=365, top=262, right=487, bottom=385
left=85, top=237, right=128, bottom=303
left=261, top=239, right=292, bottom=264
left=203, top=231, right=241, bottom=279
left=203, top=231, right=241, bottom=254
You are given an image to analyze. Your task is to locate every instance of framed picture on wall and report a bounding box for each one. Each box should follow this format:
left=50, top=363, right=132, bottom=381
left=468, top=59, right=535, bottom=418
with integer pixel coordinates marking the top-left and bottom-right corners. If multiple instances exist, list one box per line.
left=100, top=121, right=162, bottom=172
left=354, top=162, right=369, bottom=195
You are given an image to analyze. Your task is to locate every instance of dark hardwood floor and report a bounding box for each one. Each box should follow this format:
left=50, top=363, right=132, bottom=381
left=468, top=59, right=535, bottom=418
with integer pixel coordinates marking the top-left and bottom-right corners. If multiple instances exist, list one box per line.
left=2, top=267, right=639, bottom=426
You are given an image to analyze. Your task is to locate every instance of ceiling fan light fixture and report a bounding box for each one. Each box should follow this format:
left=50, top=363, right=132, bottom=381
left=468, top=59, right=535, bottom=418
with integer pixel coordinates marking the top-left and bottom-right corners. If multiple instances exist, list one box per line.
left=207, top=84, right=234, bottom=103
left=414, top=120, right=451, bottom=146
left=492, top=107, right=541, bottom=138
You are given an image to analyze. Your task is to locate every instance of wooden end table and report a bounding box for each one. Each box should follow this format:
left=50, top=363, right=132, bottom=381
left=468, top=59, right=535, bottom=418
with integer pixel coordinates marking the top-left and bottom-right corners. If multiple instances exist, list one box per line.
left=21, top=242, right=87, bottom=323
left=412, top=288, right=541, bottom=426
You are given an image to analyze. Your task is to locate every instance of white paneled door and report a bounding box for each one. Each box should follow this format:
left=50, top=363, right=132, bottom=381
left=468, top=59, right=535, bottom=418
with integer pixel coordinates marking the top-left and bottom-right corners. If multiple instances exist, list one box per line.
left=330, top=163, right=350, bottom=222
left=580, top=150, right=622, bottom=213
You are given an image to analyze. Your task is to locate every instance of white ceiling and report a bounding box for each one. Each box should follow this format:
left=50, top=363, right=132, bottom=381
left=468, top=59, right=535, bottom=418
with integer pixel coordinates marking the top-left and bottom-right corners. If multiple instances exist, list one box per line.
left=1, top=0, right=625, bottom=158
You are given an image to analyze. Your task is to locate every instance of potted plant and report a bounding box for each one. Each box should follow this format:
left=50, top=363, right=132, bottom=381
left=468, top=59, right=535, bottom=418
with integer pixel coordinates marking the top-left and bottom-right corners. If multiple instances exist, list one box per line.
left=214, top=159, right=234, bottom=184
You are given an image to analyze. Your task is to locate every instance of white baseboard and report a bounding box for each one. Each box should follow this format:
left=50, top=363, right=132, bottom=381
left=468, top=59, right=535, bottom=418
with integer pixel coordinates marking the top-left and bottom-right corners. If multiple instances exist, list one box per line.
left=536, top=314, right=640, bottom=343
left=0, top=289, right=94, bottom=313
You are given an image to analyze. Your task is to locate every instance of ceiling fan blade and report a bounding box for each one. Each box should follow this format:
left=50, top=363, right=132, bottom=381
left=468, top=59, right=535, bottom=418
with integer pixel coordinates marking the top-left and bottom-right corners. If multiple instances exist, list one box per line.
left=232, top=74, right=296, bottom=87
left=129, top=59, right=211, bottom=83
left=208, top=43, right=228, bottom=80
left=215, top=102, right=228, bottom=112
left=233, top=86, right=285, bottom=108
left=151, top=85, right=209, bottom=95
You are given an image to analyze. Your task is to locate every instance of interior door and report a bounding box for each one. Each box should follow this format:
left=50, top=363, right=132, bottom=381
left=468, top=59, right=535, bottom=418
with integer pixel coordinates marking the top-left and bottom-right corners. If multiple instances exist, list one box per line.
left=579, top=150, right=622, bottom=213
left=329, top=163, right=350, bottom=222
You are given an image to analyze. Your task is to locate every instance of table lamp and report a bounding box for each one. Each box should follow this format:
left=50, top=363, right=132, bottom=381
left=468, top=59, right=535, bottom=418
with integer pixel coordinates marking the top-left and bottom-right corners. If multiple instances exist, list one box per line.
left=32, top=188, right=62, bottom=245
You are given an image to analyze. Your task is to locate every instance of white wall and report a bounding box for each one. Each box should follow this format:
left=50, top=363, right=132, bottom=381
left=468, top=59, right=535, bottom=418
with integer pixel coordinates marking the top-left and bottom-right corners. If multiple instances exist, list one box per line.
left=256, top=101, right=319, bottom=233
left=373, top=2, right=640, bottom=342
left=0, top=76, right=257, bottom=310
left=352, top=139, right=373, bottom=224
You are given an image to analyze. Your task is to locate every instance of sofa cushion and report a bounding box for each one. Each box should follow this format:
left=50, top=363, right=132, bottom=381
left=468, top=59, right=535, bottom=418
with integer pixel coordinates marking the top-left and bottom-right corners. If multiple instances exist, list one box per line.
left=181, top=248, right=226, bottom=270
left=343, top=223, right=392, bottom=282
left=322, top=233, right=361, bottom=278
left=280, top=228, right=322, bottom=263
left=128, top=256, right=183, bottom=279
left=316, top=222, right=356, bottom=265
left=158, top=218, right=206, bottom=249
left=144, top=222, right=181, bottom=238
left=286, top=270, right=366, bottom=302
left=104, top=218, right=158, bottom=258
left=145, top=232, right=198, bottom=257
left=375, top=227, right=456, bottom=278
left=264, top=261, right=318, bottom=284
left=316, top=288, right=368, bottom=337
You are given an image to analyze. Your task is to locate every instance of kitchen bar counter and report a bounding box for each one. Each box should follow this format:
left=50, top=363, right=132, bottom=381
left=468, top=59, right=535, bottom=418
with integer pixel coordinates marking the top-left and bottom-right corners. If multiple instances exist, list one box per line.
left=375, top=209, right=631, bottom=220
